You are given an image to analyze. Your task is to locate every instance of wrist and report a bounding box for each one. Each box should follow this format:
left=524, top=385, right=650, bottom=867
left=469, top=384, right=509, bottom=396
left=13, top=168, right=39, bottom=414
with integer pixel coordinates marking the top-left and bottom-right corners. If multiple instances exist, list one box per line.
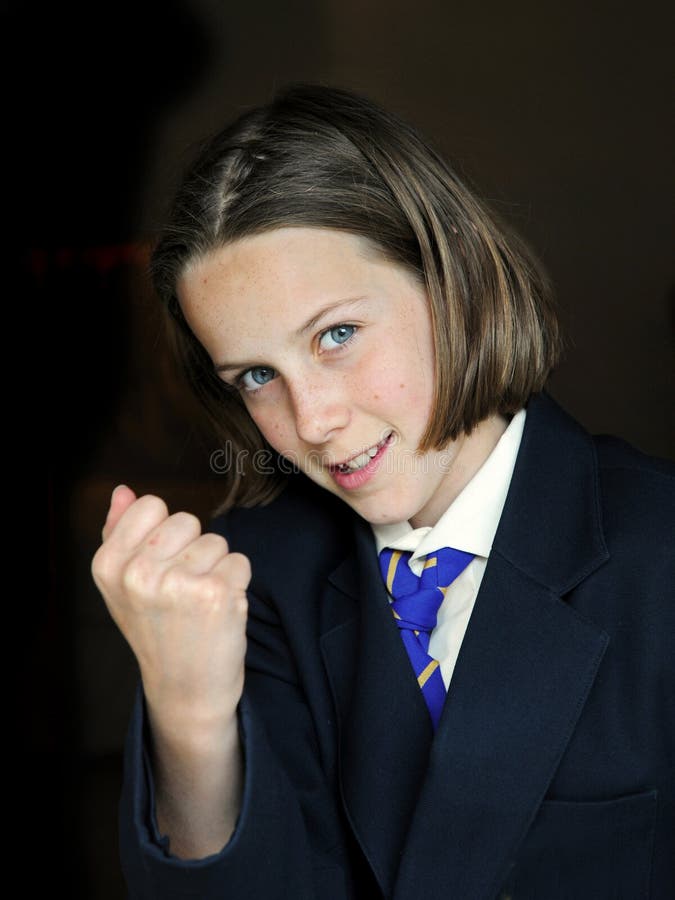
left=144, top=692, right=240, bottom=760
left=148, top=702, right=244, bottom=859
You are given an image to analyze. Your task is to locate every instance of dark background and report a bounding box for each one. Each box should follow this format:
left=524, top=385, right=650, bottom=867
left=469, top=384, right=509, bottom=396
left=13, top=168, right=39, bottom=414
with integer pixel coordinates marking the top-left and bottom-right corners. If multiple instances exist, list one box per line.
left=23, top=1, right=673, bottom=896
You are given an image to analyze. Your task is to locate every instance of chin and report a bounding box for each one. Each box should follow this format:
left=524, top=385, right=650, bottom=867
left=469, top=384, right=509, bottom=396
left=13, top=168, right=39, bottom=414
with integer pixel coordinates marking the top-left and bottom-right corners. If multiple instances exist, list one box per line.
left=351, top=500, right=417, bottom=527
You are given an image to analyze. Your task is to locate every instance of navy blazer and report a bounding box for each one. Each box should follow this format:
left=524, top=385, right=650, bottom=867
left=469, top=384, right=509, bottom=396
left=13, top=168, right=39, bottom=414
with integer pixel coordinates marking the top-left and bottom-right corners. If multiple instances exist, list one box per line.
left=119, top=393, right=675, bottom=899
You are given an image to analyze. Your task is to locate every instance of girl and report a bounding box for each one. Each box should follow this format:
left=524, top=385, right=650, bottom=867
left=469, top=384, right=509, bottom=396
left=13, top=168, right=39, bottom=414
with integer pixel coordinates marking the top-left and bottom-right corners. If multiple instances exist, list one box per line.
left=92, top=84, right=674, bottom=899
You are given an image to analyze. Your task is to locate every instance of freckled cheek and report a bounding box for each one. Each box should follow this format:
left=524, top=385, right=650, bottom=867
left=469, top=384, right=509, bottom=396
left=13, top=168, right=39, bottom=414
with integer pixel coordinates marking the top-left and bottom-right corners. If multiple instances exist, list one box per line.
left=359, top=363, right=429, bottom=414
left=249, top=408, right=296, bottom=455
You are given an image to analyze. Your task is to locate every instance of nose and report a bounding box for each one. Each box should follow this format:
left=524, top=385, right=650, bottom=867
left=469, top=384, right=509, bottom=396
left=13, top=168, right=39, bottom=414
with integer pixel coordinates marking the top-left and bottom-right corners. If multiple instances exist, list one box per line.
left=289, top=379, right=351, bottom=445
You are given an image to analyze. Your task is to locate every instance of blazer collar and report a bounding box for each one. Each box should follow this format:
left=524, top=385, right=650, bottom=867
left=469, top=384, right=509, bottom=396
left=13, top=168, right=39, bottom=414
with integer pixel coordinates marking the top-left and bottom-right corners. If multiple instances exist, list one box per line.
left=492, top=391, right=609, bottom=592
left=320, top=393, right=611, bottom=898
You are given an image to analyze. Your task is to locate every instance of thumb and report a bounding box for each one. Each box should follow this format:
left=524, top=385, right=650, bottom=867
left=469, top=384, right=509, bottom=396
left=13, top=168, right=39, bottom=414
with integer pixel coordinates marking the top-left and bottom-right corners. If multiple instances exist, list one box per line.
left=102, top=484, right=138, bottom=541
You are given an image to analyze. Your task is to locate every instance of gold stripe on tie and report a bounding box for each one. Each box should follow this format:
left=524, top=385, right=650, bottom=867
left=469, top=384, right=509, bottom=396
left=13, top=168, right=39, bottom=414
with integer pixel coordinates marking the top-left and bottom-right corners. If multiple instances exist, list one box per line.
left=423, top=555, right=438, bottom=570
left=386, top=550, right=402, bottom=594
left=417, top=658, right=440, bottom=688
left=392, top=608, right=402, bottom=620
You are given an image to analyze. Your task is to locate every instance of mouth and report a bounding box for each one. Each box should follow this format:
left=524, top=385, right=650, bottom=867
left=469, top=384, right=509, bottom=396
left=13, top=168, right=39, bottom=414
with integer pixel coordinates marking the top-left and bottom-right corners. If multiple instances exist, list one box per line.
left=330, top=433, right=394, bottom=474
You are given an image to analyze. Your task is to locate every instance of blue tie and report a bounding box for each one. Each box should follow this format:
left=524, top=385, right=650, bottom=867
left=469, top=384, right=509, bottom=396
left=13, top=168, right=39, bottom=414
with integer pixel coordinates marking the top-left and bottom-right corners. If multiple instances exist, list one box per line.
left=378, top=546, right=475, bottom=730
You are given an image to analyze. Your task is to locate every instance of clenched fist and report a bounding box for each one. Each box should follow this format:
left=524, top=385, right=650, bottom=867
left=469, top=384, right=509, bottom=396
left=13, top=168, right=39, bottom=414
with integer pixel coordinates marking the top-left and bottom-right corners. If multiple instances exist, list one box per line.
left=92, top=485, right=250, bottom=855
left=92, top=485, right=251, bottom=739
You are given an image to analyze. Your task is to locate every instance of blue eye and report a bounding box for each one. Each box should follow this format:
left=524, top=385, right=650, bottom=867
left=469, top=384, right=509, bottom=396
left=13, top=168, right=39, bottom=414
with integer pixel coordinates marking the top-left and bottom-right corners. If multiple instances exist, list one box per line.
left=240, top=366, right=276, bottom=391
left=319, top=324, right=357, bottom=350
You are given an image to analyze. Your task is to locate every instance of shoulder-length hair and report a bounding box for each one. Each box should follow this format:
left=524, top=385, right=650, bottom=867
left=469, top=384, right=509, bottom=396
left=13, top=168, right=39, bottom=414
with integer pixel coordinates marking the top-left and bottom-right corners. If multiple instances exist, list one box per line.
left=151, top=82, right=561, bottom=511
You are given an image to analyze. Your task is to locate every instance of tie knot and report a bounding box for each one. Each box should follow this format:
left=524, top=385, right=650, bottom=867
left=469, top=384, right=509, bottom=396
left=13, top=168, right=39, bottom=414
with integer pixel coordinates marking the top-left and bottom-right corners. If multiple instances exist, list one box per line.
left=378, top=545, right=475, bottom=634
left=379, top=546, right=474, bottom=597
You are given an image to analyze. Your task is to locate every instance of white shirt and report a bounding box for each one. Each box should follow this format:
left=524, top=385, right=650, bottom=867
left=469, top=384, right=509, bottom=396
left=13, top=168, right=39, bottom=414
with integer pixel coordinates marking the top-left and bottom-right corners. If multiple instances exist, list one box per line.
left=371, top=409, right=526, bottom=688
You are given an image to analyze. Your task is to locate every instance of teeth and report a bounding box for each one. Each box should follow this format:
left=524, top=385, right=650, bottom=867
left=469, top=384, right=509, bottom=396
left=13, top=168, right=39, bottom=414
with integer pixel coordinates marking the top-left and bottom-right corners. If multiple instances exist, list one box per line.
left=339, top=441, right=383, bottom=472
left=347, top=452, right=371, bottom=470
left=336, top=436, right=390, bottom=474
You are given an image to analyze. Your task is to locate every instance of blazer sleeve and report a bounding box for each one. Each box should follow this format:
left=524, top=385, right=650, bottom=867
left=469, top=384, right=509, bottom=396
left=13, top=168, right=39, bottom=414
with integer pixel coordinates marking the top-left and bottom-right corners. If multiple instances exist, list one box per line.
left=118, top=582, right=355, bottom=900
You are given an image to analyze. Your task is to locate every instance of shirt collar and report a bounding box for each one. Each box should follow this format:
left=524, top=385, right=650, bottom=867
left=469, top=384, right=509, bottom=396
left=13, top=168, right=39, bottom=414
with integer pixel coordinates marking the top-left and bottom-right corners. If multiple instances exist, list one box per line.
left=371, top=409, right=526, bottom=561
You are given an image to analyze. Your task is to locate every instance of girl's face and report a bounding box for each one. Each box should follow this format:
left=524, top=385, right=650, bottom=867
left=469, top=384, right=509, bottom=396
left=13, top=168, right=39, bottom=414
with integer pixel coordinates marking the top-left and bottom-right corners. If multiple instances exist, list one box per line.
left=178, top=227, right=502, bottom=528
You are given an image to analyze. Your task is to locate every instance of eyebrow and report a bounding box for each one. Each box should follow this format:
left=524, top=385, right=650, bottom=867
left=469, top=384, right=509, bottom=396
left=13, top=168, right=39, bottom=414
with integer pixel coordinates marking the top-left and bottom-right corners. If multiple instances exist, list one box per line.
left=213, top=296, right=368, bottom=373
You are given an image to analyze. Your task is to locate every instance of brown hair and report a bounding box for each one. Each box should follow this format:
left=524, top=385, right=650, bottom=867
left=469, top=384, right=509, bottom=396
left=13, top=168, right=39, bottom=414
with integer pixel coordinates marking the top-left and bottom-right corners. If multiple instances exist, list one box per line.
left=151, top=82, right=561, bottom=510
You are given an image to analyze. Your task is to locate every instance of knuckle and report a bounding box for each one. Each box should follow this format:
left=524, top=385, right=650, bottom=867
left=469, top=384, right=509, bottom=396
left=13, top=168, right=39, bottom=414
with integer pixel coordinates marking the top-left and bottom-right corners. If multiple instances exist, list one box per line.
left=194, top=573, right=245, bottom=619
left=197, top=575, right=225, bottom=607
left=122, top=554, right=156, bottom=594
left=140, top=494, right=169, bottom=516
left=226, top=552, right=252, bottom=583
left=91, top=545, right=114, bottom=586
left=136, top=494, right=169, bottom=526
left=159, top=565, right=190, bottom=601
left=185, top=532, right=226, bottom=560
left=170, top=511, right=201, bottom=535
left=205, top=531, right=229, bottom=552
left=203, top=532, right=228, bottom=552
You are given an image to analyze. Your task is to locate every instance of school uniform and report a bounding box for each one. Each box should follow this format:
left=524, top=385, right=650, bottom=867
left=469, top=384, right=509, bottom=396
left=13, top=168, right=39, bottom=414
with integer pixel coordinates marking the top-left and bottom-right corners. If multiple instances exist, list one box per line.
left=119, top=391, right=675, bottom=899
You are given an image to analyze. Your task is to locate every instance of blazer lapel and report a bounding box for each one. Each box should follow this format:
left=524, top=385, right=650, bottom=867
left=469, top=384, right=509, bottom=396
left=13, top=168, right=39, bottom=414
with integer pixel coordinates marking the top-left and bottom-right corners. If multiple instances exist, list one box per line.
left=394, top=393, right=612, bottom=900
left=321, top=393, right=612, bottom=900
left=320, top=516, right=434, bottom=897
left=394, top=556, right=609, bottom=900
